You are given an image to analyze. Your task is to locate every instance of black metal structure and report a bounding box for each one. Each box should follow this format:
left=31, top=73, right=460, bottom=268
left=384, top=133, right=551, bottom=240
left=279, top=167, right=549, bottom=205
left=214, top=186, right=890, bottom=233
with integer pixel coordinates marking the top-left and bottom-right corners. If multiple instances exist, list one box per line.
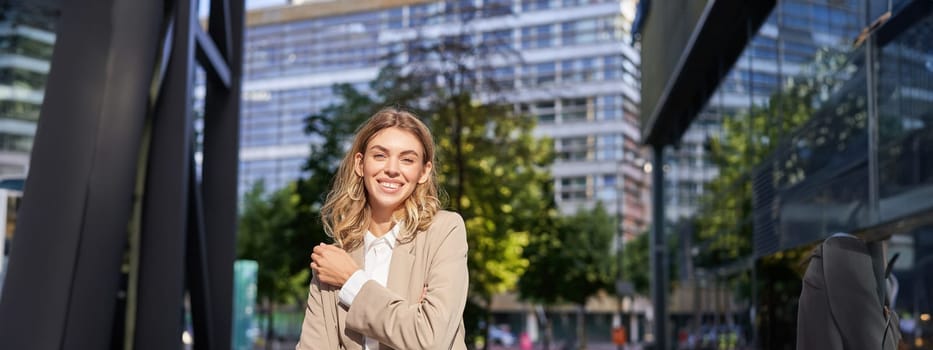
left=639, top=1, right=778, bottom=349
left=649, top=145, right=668, bottom=350
left=0, top=0, right=243, bottom=348
left=640, top=0, right=776, bottom=146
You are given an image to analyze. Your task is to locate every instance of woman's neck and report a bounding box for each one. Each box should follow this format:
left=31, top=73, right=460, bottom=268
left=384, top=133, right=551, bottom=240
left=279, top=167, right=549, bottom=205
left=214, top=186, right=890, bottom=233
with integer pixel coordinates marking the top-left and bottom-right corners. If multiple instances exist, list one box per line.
left=369, top=210, right=397, bottom=237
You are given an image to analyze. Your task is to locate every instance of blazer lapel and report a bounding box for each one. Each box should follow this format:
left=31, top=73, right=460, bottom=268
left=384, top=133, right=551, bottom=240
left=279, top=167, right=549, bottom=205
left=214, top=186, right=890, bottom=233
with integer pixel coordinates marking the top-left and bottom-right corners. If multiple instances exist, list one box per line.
left=387, top=239, right=416, bottom=300
left=339, top=244, right=366, bottom=350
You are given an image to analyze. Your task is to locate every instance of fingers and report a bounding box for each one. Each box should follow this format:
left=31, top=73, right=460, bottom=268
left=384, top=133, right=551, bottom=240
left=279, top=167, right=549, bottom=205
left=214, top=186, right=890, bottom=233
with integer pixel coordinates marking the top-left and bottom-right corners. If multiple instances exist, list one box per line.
left=310, top=243, right=331, bottom=265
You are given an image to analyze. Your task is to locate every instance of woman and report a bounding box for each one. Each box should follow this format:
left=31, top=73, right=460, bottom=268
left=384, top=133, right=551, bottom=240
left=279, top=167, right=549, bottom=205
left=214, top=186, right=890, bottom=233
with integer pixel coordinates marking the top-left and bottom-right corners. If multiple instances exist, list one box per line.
left=297, top=108, right=469, bottom=350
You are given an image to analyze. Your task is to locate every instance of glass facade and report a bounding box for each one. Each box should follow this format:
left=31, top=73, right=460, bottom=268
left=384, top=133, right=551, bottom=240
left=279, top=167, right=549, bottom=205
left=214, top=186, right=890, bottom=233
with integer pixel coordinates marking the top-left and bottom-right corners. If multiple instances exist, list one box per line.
left=754, top=3, right=933, bottom=347
left=875, top=14, right=933, bottom=224
left=241, top=0, right=650, bottom=237
left=660, top=0, right=932, bottom=346
left=665, top=0, right=864, bottom=223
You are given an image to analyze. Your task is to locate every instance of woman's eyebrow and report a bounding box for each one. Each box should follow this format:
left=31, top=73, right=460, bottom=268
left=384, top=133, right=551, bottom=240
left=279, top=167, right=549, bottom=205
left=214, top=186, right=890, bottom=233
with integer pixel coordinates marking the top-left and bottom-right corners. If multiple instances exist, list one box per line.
left=368, top=145, right=389, bottom=153
left=368, top=145, right=421, bottom=157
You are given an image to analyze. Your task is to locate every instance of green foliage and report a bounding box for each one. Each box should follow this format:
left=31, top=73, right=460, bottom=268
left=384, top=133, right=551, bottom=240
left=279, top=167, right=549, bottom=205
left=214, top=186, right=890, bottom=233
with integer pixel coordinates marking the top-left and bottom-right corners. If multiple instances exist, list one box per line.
left=517, top=203, right=618, bottom=350
left=621, top=231, right=650, bottom=296
left=293, top=83, right=379, bottom=259
left=519, top=203, right=618, bottom=305
left=516, top=201, right=563, bottom=306
left=558, top=202, right=618, bottom=304
left=237, top=181, right=309, bottom=305
left=425, top=95, right=554, bottom=303
left=619, top=226, right=682, bottom=297
left=694, top=47, right=853, bottom=268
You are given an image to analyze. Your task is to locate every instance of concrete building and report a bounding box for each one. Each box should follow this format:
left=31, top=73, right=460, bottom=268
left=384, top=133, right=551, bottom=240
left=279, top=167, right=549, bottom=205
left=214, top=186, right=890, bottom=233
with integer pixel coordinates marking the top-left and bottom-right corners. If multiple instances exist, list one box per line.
left=239, top=0, right=651, bottom=240
left=0, top=1, right=57, bottom=177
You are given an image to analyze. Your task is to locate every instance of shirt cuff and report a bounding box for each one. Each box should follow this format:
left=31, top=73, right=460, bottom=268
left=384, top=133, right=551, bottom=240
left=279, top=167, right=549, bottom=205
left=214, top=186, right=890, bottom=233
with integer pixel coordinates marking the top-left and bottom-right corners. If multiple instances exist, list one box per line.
left=338, top=270, right=368, bottom=306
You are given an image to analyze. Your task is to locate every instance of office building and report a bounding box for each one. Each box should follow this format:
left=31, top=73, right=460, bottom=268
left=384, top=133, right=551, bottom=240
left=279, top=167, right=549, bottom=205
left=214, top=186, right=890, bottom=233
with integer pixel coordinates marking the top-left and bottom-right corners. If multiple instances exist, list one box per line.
left=240, top=0, right=650, bottom=239
left=642, top=0, right=932, bottom=347
left=0, top=1, right=57, bottom=177
left=663, top=0, right=862, bottom=223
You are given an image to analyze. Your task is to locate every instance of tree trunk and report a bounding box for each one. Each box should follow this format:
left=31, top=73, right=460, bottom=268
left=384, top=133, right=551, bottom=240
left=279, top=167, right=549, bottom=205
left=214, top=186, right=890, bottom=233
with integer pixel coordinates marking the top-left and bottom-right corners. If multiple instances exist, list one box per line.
left=264, top=297, right=274, bottom=350
left=577, top=304, right=586, bottom=350
left=542, top=306, right=553, bottom=350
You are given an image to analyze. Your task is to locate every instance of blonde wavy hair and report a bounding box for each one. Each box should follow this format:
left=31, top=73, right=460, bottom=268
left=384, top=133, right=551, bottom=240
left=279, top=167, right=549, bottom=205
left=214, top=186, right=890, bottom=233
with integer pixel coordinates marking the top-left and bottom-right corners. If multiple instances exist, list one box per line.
left=320, top=107, right=441, bottom=251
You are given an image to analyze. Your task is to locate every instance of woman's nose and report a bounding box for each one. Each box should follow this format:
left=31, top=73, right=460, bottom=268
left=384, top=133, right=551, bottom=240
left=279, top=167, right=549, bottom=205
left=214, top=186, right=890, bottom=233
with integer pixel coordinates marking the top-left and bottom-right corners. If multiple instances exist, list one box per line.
left=383, top=159, right=400, bottom=176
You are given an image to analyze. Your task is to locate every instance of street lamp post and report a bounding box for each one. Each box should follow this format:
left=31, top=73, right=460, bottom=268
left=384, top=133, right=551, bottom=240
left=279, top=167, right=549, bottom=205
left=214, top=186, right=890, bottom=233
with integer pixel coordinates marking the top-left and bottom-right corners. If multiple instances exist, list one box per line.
left=616, top=159, right=625, bottom=350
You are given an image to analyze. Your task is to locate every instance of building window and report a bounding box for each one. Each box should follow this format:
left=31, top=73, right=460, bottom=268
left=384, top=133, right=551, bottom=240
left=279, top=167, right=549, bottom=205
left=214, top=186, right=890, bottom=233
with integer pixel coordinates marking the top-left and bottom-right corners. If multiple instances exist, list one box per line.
left=521, top=24, right=553, bottom=49
left=561, top=18, right=597, bottom=45
left=482, top=29, right=513, bottom=53
left=558, top=136, right=590, bottom=161
left=560, top=176, right=589, bottom=200
left=523, top=62, right=556, bottom=87
left=523, top=0, right=555, bottom=12
left=596, top=134, right=623, bottom=160
left=560, top=97, right=590, bottom=122
left=528, top=100, right=556, bottom=123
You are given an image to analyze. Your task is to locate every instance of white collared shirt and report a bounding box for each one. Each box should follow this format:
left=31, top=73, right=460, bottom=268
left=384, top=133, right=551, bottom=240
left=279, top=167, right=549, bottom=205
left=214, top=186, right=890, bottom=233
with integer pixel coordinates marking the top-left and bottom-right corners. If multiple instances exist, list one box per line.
left=338, top=223, right=400, bottom=350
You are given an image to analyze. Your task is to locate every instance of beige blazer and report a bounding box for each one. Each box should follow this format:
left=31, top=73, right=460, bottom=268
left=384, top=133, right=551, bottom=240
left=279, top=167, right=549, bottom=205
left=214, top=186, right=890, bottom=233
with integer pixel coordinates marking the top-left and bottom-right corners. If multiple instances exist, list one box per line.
left=297, top=210, right=469, bottom=350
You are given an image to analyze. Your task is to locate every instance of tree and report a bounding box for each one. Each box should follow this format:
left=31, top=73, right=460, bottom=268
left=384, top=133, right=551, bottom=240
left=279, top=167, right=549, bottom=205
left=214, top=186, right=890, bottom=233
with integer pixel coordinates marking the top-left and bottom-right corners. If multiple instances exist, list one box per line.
left=423, top=94, right=554, bottom=349
left=293, top=83, right=381, bottom=258
left=292, top=3, right=552, bottom=347
left=520, top=203, right=617, bottom=350
left=558, top=202, right=618, bottom=350
left=621, top=231, right=650, bottom=296
left=388, top=8, right=548, bottom=347
left=516, top=191, right=562, bottom=350
left=620, top=226, right=680, bottom=298
left=237, top=181, right=308, bottom=347
left=299, top=72, right=554, bottom=348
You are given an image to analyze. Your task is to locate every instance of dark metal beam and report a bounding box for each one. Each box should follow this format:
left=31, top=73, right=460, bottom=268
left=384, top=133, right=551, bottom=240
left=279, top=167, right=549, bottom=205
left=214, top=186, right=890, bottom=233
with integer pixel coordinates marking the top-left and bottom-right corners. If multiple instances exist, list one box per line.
left=641, top=0, right=776, bottom=146
left=200, top=1, right=244, bottom=349
left=0, top=0, right=163, bottom=348
left=134, top=0, right=197, bottom=348
left=187, top=155, right=215, bottom=350
left=1, top=0, right=242, bottom=349
left=874, top=0, right=932, bottom=47
left=195, top=25, right=231, bottom=89
left=650, top=145, right=668, bottom=349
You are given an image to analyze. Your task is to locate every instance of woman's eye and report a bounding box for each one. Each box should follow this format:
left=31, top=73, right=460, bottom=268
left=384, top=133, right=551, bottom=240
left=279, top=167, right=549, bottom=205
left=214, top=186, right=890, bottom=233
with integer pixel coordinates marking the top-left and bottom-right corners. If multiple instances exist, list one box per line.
left=402, top=158, right=415, bottom=164
left=373, top=154, right=387, bottom=160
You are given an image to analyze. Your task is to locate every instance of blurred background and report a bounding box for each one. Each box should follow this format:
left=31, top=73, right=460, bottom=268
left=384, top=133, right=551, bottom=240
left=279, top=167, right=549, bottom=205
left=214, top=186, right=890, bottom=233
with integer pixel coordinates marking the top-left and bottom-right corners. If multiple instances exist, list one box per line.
left=0, top=0, right=931, bottom=349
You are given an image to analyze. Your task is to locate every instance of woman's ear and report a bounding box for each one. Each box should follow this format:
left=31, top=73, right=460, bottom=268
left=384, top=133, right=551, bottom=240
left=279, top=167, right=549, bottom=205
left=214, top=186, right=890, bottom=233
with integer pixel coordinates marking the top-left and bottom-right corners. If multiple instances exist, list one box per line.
left=354, top=153, right=364, bottom=177
left=418, top=161, right=433, bottom=184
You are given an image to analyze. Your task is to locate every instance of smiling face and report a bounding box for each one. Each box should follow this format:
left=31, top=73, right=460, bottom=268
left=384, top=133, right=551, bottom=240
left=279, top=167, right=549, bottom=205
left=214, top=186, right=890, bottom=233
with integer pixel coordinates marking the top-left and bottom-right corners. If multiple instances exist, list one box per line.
left=354, top=127, right=433, bottom=219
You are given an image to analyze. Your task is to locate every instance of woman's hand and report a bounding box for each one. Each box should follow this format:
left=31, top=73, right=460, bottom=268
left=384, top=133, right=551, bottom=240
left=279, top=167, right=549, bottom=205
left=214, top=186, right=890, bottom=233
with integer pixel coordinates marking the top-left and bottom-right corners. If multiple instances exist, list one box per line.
left=310, top=243, right=359, bottom=287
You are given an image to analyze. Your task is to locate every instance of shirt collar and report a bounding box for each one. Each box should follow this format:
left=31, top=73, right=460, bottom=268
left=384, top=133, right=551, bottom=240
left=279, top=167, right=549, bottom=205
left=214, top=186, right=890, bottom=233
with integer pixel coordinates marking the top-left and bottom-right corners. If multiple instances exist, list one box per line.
left=364, top=221, right=401, bottom=251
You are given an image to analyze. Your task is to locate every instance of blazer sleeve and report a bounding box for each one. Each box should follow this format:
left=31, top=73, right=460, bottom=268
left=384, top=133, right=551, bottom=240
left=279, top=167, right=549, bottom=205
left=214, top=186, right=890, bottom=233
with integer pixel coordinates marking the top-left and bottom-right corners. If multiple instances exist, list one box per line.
left=345, top=214, right=469, bottom=350
left=296, top=273, right=336, bottom=350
